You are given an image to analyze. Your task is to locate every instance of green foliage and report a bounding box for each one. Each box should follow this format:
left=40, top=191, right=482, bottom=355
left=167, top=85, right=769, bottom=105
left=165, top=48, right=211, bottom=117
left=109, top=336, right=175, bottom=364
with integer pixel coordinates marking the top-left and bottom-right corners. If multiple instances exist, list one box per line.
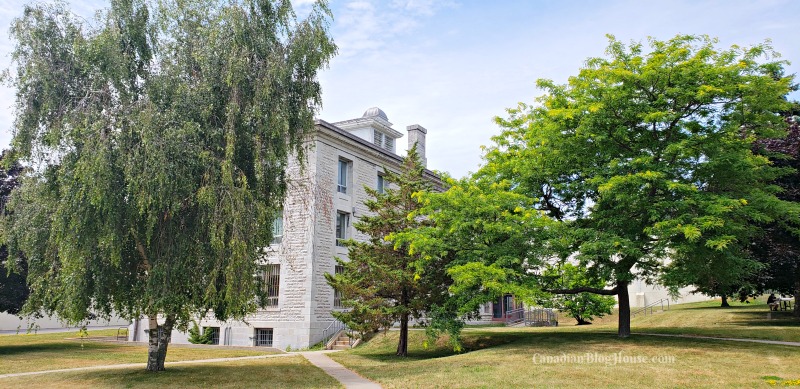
left=475, top=35, right=796, bottom=336
left=187, top=322, right=215, bottom=345
left=326, top=145, right=451, bottom=356
left=539, top=264, right=615, bottom=325
left=0, top=151, right=28, bottom=315
left=1, top=0, right=335, bottom=369
left=394, top=177, right=554, bottom=319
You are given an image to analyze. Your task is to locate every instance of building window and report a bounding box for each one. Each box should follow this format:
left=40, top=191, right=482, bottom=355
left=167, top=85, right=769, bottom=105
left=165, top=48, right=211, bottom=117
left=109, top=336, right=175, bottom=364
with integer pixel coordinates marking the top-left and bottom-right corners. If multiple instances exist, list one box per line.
left=254, top=328, right=273, bottom=347
left=377, top=174, right=385, bottom=194
left=337, top=158, right=350, bottom=194
left=204, top=327, right=220, bottom=345
left=384, top=136, right=395, bottom=152
left=336, top=212, right=349, bottom=247
left=271, top=214, right=283, bottom=245
left=259, top=264, right=280, bottom=307
left=373, top=130, right=395, bottom=152
left=334, top=264, right=345, bottom=308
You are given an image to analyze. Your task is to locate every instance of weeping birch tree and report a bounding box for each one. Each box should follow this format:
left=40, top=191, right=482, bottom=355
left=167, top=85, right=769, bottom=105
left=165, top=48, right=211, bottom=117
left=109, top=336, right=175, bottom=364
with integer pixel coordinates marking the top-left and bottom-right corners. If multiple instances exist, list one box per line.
left=2, top=0, right=335, bottom=371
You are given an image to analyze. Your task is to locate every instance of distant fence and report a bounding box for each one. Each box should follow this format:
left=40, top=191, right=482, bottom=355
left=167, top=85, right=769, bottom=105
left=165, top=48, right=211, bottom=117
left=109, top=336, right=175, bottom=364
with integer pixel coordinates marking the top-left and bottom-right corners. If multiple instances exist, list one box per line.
left=505, top=308, right=559, bottom=327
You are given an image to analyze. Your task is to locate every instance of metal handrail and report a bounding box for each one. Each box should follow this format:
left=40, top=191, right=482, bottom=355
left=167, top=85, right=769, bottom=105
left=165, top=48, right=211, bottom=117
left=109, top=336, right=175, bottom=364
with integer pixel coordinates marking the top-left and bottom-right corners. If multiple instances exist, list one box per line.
left=116, top=327, right=128, bottom=341
left=505, top=308, right=526, bottom=325
left=632, top=298, right=670, bottom=317
left=321, top=319, right=349, bottom=348
left=526, top=308, right=559, bottom=326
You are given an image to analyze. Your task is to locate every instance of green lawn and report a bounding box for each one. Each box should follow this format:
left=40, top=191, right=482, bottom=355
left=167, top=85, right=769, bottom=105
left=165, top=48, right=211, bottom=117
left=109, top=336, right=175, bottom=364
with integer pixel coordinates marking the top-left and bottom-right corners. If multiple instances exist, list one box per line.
left=568, top=297, right=800, bottom=342
left=3, top=298, right=799, bottom=388
left=330, top=329, right=800, bottom=388
left=0, top=356, right=342, bottom=388
left=0, top=329, right=277, bottom=374
left=328, top=297, right=800, bottom=388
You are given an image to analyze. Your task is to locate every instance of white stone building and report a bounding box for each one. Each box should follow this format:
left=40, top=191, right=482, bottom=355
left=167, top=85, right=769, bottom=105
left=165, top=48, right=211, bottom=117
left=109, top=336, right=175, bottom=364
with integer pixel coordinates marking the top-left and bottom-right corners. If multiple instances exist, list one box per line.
left=129, top=107, right=442, bottom=349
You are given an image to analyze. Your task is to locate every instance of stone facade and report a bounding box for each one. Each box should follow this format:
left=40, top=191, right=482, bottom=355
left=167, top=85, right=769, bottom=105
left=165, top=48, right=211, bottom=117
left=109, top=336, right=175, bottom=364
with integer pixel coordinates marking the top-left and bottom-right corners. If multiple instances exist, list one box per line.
left=130, top=107, right=441, bottom=349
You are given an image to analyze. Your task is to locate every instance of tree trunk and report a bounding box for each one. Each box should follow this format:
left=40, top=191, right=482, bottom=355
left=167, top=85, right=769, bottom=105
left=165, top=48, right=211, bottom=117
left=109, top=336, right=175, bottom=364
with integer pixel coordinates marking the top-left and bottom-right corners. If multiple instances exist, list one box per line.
left=396, top=312, right=408, bottom=356
left=720, top=294, right=730, bottom=307
left=145, top=314, right=176, bottom=372
left=396, top=287, right=409, bottom=357
left=617, top=280, right=630, bottom=338
left=794, top=280, right=800, bottom=318
left=146, top=315, right=162, bottom=372
left=156, top=314, right=176, bottom=369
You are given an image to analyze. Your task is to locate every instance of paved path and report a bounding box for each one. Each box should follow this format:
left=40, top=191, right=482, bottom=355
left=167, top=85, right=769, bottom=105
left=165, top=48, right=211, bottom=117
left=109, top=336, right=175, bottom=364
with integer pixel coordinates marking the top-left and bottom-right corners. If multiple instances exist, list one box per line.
left=299, top=351, right=382, bottom=389
left=632, top=332, right=800, bottom=347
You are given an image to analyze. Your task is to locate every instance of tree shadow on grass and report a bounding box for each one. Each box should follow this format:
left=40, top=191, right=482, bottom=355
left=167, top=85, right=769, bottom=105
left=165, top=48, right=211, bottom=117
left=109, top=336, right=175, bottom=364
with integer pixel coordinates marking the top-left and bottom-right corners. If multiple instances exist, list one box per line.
left=42, top=357, right=336, bottom=389
left=346, top=330, right=626, bottom=363
left=0, top=339, right=134, bottom=357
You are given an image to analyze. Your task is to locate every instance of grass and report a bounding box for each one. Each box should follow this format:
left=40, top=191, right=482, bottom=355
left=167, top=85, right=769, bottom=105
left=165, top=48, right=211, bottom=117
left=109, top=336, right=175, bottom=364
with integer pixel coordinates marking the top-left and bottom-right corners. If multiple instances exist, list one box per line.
left=567, top=297, right=800, bottom=342
left=0, top=329, right=278, bottom=375
left=330, top=328, right=800, bottom=388
left=2, top=297, right=798, bottom=388
left=0, top=356, right=342, bottom=388
left=328, top=297, right=800, bottom=388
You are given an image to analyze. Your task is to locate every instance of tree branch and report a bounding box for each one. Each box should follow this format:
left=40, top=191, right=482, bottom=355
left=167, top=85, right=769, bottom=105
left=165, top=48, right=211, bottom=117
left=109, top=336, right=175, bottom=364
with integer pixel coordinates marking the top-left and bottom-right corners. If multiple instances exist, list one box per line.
left=546, top=286, right=619, bottom=295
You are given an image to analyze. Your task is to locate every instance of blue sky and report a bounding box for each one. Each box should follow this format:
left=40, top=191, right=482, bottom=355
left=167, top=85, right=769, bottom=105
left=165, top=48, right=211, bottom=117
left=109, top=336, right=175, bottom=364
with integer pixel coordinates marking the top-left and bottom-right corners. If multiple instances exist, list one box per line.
left=1, top=0, right=799, bottom=178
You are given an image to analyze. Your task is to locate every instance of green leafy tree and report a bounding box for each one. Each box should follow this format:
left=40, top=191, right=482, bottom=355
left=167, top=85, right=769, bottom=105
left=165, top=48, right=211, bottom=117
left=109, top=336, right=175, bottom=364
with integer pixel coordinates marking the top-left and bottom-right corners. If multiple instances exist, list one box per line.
left=393, top=177, right=554, bottom=332
left=480, top=35, right=797, bottom=337
left=2, top=0, right=335, bottom=371
left=326, top=146, right=451, bottom=357
left=750, top=113, right=800, bottom=316
left=540, top=263, right=615, bottom=325
left=0, top=152, right=28, bottom=315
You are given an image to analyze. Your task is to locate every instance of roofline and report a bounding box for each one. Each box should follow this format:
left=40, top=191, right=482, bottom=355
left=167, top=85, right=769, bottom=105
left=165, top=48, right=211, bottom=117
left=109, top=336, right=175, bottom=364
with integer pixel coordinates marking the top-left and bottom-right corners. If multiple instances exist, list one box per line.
left=314, top=119, right=444, bottom=188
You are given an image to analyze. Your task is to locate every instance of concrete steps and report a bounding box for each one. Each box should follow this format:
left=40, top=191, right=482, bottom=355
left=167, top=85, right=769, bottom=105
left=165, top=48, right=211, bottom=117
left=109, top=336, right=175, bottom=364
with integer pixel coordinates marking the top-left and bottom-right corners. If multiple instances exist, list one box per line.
left=330, top=334, right=352, bottom=350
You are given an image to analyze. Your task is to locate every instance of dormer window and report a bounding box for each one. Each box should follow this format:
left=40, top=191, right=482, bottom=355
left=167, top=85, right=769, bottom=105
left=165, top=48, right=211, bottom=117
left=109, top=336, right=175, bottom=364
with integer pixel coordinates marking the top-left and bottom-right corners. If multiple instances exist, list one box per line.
left=373, top=130, right=395, bottom=152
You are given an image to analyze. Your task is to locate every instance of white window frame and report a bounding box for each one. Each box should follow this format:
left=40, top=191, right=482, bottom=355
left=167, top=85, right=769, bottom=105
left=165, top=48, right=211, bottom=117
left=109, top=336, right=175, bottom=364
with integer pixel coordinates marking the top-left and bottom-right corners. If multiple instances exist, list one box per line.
left=337, top=158, right=350, bottom=194
left=377, top=174, right=385, bottom=194
left=336, top=211, right=350, bottom=247
left=271, top=213, right=283, bottom=245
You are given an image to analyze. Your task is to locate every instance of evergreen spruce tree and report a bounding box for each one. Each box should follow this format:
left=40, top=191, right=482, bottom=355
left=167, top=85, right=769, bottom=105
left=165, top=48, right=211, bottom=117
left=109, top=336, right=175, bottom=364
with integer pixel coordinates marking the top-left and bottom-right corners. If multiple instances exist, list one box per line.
left=327, top=145, right=451, bottom=357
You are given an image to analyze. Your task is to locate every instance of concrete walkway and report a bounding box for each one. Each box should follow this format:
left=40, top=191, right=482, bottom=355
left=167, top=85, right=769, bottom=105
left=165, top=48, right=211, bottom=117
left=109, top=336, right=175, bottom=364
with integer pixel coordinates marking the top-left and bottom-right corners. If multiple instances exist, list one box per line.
left=632, top=332, right=800, bottom=347
left=299, top=351, right=382, bottom=389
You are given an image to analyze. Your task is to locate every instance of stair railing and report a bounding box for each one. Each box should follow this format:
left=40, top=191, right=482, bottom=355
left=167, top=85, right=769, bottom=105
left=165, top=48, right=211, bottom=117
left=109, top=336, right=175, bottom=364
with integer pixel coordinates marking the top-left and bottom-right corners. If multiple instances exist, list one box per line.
left=632, top=298, right=670, bottom=317
left=322, top=319, right=349, bottom=348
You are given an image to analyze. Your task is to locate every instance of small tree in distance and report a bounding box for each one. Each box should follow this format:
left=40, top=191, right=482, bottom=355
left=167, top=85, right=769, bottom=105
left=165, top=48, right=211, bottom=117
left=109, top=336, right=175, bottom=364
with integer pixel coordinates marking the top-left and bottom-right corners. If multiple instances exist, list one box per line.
left=327, top=145, right=452, bottom=357
left=540, top=263, right=615, bottom=325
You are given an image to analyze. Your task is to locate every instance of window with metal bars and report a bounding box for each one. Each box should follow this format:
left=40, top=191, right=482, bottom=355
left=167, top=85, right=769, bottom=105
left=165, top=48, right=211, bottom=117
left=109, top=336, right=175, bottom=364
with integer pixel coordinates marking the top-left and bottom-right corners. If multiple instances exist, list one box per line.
left=254, top=328, right=273, bottom=347
left=204, top=327, right=220, bottom=345
left=259, top=264, right=280, bottom=307
left=334, top=264, right=345, bottom=308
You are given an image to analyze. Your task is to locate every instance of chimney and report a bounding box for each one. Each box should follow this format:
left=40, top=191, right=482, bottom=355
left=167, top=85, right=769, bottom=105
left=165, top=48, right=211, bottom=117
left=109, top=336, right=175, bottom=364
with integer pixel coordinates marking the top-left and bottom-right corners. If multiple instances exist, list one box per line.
left=406, top=124, right=427, bottom=167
